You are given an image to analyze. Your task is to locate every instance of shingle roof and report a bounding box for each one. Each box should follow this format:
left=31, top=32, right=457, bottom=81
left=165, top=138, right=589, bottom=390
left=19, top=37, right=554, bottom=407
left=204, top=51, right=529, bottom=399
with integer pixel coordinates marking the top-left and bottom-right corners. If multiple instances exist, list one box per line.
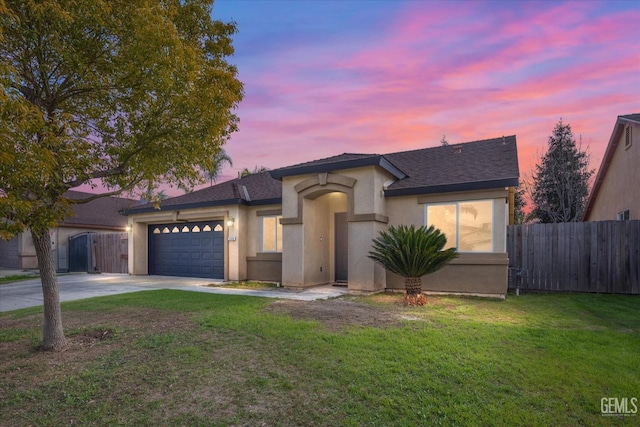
left=270, top=135, right=519, bottom=196
left=269, top=152, right=407, bottom=180
left=272, top=153, right=379, bottom=172
left=384, top=135, right=519, bottom=196
left=63, top=191, right=134, bottom=229
left=126, top=135, right=520, bottom=214
left=125, top=172, right=282, bottom=214
left=620, top=113, right=640, bottom=123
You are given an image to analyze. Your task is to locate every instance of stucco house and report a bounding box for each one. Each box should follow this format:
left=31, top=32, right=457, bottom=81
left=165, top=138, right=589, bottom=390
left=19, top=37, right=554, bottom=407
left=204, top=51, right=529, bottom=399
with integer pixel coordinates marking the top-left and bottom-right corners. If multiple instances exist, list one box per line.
left=583, top=113, right=640, bottom=221
left=0, top=191, right=132, bottom=271
left=125, top=136, right=519, bottom=297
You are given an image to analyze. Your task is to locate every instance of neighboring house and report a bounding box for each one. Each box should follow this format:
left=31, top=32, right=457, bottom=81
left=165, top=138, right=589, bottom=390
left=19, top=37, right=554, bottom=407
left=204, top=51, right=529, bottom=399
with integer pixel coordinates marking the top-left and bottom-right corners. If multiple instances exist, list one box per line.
left=583, top=114, right=640, bottom=221
left=125, top=136, right=519, bottom=297
left=0, top=191, right=133, bottom=271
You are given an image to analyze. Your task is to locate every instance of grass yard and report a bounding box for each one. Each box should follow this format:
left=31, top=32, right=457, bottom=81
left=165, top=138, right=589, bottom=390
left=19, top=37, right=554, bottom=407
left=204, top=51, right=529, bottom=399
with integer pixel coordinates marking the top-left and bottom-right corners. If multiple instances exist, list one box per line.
left=207, top=280, right=279, bottom=290
left=1, top=291, right=638, bottom=426
left=0, top=274, right=37, bottom=285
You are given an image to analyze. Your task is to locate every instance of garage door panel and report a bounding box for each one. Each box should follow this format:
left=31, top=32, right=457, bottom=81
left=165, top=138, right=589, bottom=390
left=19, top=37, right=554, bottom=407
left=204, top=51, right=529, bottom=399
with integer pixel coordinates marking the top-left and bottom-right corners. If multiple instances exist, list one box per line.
left=149, top=220, right=224, bottom=279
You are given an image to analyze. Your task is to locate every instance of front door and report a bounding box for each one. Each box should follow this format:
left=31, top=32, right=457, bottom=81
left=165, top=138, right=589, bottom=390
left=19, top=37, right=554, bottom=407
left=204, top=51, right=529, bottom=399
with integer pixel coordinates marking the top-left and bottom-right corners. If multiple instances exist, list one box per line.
left=334, top=212, right=348, bottom=282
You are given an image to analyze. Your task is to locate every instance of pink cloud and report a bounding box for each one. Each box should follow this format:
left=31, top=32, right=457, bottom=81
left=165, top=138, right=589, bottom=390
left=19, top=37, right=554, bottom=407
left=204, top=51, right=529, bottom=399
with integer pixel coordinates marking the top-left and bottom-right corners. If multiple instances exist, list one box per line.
left=166, top=1, right=640, bottom=195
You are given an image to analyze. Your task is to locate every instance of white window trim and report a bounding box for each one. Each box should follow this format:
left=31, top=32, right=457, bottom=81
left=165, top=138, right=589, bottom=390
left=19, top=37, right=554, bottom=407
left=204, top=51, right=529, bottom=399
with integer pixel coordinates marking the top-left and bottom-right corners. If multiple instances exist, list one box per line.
left=260, top=215, right=282, bottom=253
left=617, top=209, right=630, bottom=221
left=424, top=199, right=495, bottom=253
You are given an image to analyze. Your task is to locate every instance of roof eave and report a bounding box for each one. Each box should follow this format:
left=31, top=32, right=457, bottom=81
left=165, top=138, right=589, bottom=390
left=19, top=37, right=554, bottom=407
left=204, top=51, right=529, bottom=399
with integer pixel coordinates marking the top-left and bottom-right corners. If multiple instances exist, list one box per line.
left=270, top=156, right=407, bottom=180
left=123, top=198, right=249, bottom=216
left=384, top=177, right=519, bottom=198
left=122, top=196, right=284, bottom=215
left=246, top=197, right=282, bottom=207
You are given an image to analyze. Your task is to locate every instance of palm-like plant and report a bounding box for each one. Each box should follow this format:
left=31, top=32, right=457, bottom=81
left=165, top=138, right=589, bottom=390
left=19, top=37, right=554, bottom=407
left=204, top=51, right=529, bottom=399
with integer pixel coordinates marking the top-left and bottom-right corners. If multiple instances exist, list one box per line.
left=206, top=149, right=233, bottom=186
left=368, top=225, right=458, bottom=305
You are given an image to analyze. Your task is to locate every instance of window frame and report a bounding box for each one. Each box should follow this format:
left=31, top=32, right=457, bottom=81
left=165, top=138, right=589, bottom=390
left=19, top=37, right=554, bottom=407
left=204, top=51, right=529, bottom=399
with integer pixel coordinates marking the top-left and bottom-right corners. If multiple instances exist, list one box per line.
left=617, top=209, right=630, bottom=221
left=260, top=215, right=283, bottom=253
left=424, top=199, right=494, bottom=253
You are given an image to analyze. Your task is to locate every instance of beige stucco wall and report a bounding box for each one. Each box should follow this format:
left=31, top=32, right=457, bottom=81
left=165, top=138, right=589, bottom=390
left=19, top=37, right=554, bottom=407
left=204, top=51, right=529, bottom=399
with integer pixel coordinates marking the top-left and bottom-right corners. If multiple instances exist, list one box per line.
left=386, top=188, right=509, bottom=252
left=16, top=232, right=37, bottom=269
left=280, top=167, right=393, bottom=291
left=384, top=188, right=510, bottom=296
left=56, top=226, right=125, bottom=272
left=6, top=226, right=125, bottom=271
left=281, top=188, right=349, bottom=287
left=124, top=174, right=513, bottom=297
left=385, top=253, right=509, bottom=297
left=127, top=203, right=278, bottom=281
left=588, top=122, right=640, bottom=221
left=303, top=196, right=331, bottom=285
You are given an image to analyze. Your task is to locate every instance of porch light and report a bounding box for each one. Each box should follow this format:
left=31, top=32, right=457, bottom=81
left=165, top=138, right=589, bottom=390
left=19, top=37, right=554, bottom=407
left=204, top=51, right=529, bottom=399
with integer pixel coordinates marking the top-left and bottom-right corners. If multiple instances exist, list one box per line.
left=227, top=218, right=235, bottom=227
left=125, top=225, right=132, bottom=232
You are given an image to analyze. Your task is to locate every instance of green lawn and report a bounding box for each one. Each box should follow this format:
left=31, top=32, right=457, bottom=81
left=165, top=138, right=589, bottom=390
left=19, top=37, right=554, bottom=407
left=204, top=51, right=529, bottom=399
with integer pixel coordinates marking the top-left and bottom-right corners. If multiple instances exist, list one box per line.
left=1, top=291, right=638, bottom=426
left=0, top=274, right=37, bottom=285
left=207, top=280, right=279, bottom=289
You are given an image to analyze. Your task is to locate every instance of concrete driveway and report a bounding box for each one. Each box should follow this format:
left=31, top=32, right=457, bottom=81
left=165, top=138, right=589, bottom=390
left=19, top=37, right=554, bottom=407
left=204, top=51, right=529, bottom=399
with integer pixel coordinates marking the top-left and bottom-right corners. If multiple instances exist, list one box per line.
left=0, top=273, right=348, bottom=312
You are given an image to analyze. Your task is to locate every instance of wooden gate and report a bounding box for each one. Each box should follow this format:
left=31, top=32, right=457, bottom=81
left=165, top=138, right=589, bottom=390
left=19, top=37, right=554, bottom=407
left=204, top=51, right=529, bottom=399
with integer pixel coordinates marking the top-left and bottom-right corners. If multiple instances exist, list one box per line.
left=68, top=232, right=128, bottom=274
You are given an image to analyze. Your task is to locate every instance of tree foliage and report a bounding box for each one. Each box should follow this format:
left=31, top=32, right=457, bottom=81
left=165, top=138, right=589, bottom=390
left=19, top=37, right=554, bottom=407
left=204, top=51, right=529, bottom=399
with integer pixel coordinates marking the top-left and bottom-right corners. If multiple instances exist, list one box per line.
left=240, top=165, right=269, bottom=177
left=513, top=184, right=526, bottom=224
left=0, top=0, right=243, bottom=350
left=206, top=148, right=233, bottom=186
left=528, top=120, right=593, bottom=223
left=368, top=225, right=457, bottom=305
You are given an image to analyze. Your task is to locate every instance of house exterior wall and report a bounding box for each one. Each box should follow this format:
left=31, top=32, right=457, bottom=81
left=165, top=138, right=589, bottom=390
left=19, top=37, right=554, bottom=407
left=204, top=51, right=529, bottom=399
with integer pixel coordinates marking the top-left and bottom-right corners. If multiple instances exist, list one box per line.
left=588, top=122, right=640, bottom=221
left=0, top=235, right=20, bottom=268
left=56, top=226, right=126, bottom=272
left=385, top=253, right=509, bottom=297
left=1, top=226, right=125, bottom=271
left=303, top=196, right=331, bottom=285
left=5, top=232, right=38, bottom=269
left=127, top=203, right=281, bottom=281
left=280, top=166, right=393, bottom=292
left=384, top=188, right=511, bottom=297
left=246, top=205, right=283, bottom=282
left=128, top=207, right=229, bottom=278
left=124, top=175, right=514, bottom=297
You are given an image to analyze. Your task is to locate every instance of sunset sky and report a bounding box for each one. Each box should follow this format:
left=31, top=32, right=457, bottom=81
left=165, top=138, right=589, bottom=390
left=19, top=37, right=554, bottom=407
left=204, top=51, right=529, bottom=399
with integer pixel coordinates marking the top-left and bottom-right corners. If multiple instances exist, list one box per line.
left=183, top=0, right=639, bottom=193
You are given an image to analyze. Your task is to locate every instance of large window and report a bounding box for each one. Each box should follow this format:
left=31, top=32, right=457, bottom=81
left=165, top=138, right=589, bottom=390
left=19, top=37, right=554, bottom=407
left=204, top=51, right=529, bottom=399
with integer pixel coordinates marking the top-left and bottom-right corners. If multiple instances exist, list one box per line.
left=261, top=216, right=282, bottom=252
left=425, top=200, right=493, bottom=252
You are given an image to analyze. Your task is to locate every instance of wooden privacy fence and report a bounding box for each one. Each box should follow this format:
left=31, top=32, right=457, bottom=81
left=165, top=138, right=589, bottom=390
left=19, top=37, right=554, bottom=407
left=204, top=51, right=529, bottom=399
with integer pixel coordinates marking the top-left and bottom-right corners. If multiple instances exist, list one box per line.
left=507, top=221, right=640, bottom=294
left=92, top=233, right=128, bottom=274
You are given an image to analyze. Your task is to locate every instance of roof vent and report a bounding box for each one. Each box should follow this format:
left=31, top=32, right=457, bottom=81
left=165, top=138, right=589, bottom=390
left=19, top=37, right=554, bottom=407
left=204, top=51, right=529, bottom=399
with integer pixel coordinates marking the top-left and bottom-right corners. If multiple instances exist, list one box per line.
left=502, top=135, right=507, bottom=145
left=452, top=145, right=462, bottom=154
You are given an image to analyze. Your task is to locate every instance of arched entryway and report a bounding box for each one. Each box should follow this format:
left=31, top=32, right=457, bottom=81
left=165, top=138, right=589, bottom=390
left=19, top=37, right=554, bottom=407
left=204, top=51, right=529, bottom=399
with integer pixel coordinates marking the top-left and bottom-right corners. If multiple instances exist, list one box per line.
left=301, top=191, right=348, bottom=285
left=280, top=171, right=389, bottom=293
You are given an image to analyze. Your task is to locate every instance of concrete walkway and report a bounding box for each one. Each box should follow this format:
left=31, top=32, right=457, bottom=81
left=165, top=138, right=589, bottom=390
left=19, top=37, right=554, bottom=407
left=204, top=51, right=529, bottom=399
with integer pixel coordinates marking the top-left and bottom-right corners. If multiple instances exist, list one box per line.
left=0, top=273, right=348, bottom=312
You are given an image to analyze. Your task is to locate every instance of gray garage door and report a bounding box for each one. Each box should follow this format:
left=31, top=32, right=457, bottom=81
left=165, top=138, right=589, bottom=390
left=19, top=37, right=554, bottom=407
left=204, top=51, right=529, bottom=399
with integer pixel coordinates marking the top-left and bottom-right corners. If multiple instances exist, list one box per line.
left=148, top=221, right=224, bottom=279
left=0, top=236, right=19, bottom=268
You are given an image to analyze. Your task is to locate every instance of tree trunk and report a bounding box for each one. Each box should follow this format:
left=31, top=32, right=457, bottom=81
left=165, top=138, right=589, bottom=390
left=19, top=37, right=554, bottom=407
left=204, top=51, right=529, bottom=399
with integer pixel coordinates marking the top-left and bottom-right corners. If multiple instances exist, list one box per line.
left=31, top=228, right=67, bottom=351
left=404, top=277, right=422, bottom=295
left=403, top=277, right=426, bottom=306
